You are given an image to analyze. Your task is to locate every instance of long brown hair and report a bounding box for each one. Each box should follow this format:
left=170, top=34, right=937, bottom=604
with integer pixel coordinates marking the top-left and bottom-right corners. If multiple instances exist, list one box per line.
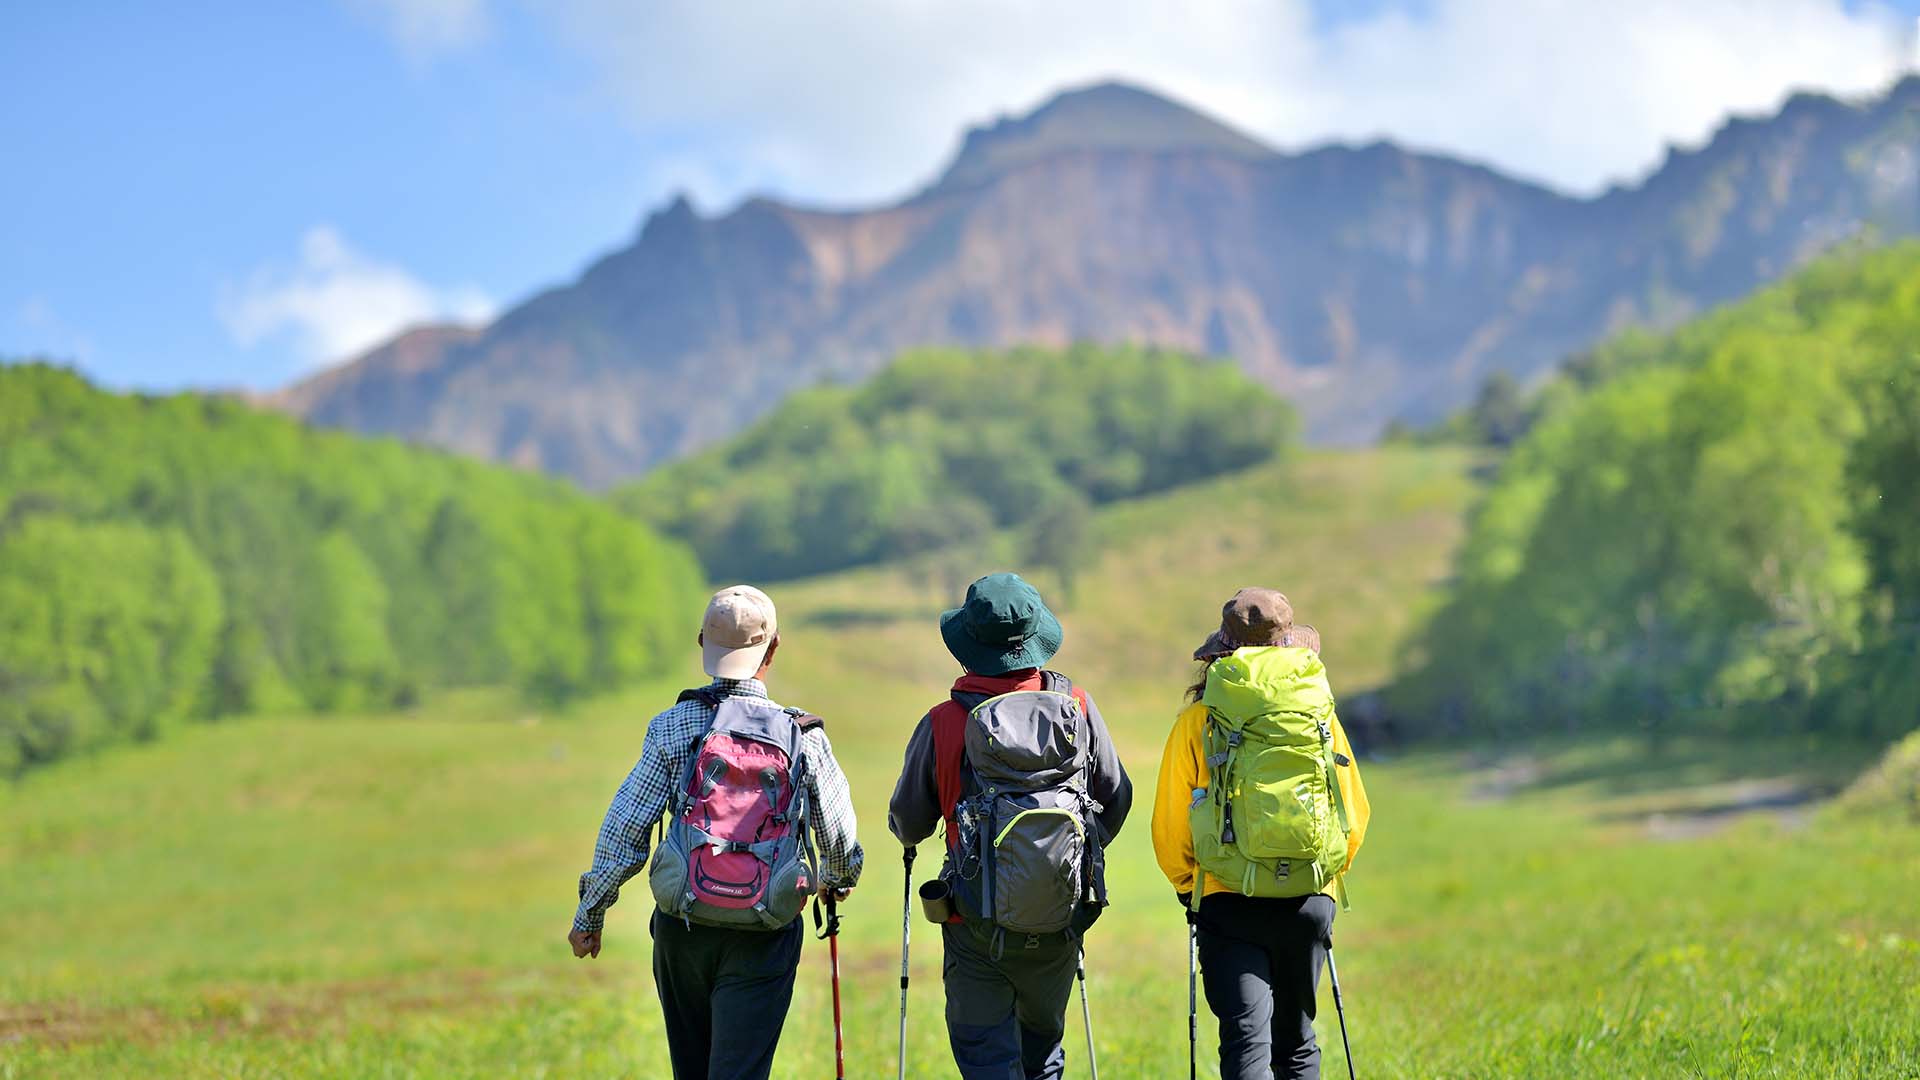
left=1186, top=658, right=1216, bottom=703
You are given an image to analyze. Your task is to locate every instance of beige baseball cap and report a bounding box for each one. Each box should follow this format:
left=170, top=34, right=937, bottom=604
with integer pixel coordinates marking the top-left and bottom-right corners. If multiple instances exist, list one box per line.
left=700, top=585, right=778, bottom=679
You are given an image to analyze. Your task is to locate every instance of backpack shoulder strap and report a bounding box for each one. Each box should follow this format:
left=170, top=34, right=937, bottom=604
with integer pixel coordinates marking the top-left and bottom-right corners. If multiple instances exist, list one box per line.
left=667, top=691, right=724, bottom=811
left=783, top=706, right=826, bottom=732
left=677, top=686, right=723, bottom=708
left=1042, top=667, right=1093, bottom=749
left=1202, top=709, right=1235, bottom=771
left=781, top=707, right=825, bottom=787
left=1041, top=670, right=1089, bottom=714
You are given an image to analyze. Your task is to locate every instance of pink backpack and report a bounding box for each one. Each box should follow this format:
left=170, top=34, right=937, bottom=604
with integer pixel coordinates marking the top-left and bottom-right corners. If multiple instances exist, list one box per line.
left=648, top=690, right=821, bottom=929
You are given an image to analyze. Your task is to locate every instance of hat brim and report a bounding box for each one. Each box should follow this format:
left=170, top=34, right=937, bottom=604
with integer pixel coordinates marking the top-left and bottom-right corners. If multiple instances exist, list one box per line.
left=704, top=637, right=773, bottom=680
left=1192, top=630, right=1233, bottom=661
left=940, top=605, right=1064, bottom=676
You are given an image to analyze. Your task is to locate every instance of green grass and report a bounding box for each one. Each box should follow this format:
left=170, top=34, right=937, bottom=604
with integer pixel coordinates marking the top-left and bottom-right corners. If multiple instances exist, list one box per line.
left=6, top=447, right=1917, bottom=1077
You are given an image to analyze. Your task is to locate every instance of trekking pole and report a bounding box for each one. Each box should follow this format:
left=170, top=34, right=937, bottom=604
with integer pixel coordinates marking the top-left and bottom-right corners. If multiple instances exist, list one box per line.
left=816, top=894, right=846, bottom=1080
left=1326, top=939, right=1356, bottom=1080
left=1076, top=948, right=1100, bottom=1080
left=897, top=846, right=916, bottom=1080
left=1187, top=922, right=1199, bottom=1080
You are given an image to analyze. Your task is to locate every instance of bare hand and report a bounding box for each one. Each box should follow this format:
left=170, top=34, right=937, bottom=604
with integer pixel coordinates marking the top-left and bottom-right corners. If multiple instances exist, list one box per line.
left=569, top=929, right=602, bottom=959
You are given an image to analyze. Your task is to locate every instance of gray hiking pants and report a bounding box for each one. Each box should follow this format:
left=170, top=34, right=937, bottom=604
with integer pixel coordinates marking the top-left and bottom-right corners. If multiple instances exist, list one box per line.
left=650, top=910, right=803, bottom=1080
left=1196, top=892, right=1337, bottom=1080
left=941, top=918, right=1079, bottom=1080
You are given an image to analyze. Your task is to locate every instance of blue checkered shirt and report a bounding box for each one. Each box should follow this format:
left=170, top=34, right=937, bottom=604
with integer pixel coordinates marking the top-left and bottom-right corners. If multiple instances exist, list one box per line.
left=573, top=677, right=864, bottom=934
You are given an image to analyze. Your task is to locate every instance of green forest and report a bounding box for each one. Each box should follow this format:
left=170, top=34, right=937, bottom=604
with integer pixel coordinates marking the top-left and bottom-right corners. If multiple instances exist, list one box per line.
left=618, top=344, right=1296, bottom=581
left=1392, top=242, right=1920, bottom=741
left=0, top=365, right=706, bottom=774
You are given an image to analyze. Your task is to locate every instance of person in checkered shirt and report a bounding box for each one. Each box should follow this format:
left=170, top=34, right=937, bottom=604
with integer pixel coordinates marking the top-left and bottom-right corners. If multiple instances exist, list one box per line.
left=568, top=585, right=864, bottom=1080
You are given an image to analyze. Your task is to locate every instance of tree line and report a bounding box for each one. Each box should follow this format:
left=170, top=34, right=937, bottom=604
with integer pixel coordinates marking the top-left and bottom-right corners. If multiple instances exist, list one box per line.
left=1390, top=242, right=1920, bottom=742
left=618, top=344, right=1297, bottom=582
left=0, top=364, right=706, bottom=774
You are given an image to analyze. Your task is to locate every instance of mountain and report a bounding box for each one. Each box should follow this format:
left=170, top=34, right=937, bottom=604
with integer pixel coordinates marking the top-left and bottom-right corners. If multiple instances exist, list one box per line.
left=273, top=78, right=1920, bottom=487
left=928, top=80, right=1272, bottom=193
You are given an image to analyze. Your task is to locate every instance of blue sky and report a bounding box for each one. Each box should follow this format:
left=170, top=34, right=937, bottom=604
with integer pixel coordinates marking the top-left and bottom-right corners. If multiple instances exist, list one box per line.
left=4, top=0, right=1916, bottom=391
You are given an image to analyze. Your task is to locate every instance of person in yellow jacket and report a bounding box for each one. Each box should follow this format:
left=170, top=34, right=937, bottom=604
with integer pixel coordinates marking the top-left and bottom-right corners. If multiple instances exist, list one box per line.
left=1152, top=588, right=1371, bottom=1080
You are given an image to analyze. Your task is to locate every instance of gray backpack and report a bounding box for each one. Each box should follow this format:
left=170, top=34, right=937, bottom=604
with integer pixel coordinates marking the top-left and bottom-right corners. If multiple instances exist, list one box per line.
left=647, top=691, right=821, bottom=930
left=945, top=673, right=1106, bottom=939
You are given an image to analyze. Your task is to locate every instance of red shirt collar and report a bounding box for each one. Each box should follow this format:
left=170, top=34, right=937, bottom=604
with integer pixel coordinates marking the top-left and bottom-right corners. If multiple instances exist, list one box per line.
left=951, top=669, right=1043, bottom=697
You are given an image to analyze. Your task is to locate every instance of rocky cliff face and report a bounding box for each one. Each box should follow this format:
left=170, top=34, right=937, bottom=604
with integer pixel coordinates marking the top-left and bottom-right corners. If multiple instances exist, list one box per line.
left=274, top=78, right=1920, bottom=487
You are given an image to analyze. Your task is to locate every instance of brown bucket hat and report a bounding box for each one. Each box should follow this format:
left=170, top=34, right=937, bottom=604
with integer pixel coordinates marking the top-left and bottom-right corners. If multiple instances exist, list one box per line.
left=1192, top=587, right=1294, bottom=660
left=1283, top=623, right=1321, bottom=654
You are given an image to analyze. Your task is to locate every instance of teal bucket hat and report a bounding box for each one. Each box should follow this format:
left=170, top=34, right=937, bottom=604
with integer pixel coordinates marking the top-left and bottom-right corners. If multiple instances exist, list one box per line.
left=939, top=572, right=1064, bottom=676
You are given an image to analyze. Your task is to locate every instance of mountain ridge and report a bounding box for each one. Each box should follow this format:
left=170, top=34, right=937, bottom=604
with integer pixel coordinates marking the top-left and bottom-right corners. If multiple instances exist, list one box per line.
left=925, top=79, right=1275, bottom=195
left=275, top=77, right=1920, bottom=487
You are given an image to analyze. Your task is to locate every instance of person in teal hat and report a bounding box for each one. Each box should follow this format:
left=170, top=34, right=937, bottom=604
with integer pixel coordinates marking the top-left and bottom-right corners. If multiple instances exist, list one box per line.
left=889, top=572, right=1133, bottom=1080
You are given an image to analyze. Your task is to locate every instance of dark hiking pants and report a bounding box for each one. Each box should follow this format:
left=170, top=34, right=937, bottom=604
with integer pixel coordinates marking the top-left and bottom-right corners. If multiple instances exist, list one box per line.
left=1195, top=892, right=1338, bottom=1080
left=941, top=919, right=1079, bottom=1080
left=650, top=910, right=803, bottom=1080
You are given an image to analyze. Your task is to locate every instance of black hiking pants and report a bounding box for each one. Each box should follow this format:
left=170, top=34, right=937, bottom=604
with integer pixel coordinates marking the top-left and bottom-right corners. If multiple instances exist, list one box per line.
left=1195, top=892, right=1338, bottom=1080
left=941, top=918, right=1079, bottom=1080
left=650, top=910, right=803, bottom=1080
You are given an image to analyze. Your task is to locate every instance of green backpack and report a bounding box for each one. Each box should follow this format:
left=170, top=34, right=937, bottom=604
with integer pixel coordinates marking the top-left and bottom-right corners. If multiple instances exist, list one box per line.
left=1189, top=646, right=1352, bottom=909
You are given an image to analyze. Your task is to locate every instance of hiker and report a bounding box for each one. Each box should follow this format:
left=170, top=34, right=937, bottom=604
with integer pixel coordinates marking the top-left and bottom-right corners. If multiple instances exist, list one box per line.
left=1153, top=589, right=1370, bottom=1080
left=568, top=585, right=865, bottom=1080
left=888, top=572, right=1133, bottom=1080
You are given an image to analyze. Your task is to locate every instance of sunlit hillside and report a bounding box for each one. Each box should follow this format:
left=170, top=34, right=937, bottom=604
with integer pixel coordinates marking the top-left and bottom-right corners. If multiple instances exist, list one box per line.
left=8, top=446, right=1914, bottom=1077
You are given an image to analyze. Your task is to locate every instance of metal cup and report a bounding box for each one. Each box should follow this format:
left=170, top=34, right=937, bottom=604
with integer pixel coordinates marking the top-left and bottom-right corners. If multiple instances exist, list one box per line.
left=918, top=878, right=953, bottom=924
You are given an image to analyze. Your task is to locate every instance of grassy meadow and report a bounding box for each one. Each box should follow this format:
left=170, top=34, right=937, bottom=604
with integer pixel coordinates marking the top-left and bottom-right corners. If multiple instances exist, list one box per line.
left=6, top=448, right=1918, bottom=1078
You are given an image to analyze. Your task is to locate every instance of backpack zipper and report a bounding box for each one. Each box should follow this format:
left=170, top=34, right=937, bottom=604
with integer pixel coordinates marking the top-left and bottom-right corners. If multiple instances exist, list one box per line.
left=993, top=807, right=1085, bottom=847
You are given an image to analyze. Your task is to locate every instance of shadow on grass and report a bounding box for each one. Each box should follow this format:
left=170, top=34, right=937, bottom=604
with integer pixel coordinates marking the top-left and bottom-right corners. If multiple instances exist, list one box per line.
left=1504, top=735, right=1882, bottom=802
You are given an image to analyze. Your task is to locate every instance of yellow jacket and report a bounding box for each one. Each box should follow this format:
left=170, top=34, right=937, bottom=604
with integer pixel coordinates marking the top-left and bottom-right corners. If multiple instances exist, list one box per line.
left=1151, top=682, right=1371, bottom=900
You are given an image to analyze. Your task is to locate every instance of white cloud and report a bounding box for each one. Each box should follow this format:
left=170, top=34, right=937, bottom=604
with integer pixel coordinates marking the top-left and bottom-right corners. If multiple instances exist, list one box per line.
left=218, top=226, right=495, bottom=371
left=542, top=0, right=1907, bottom=206
left=345, top=0, right=489, bottom=61
left=15, top=295, right=96, bottom=362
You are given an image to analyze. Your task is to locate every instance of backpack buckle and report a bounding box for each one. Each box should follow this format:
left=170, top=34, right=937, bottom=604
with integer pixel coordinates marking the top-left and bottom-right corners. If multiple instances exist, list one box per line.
left=1024, top=934, right=1041, bottom=950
